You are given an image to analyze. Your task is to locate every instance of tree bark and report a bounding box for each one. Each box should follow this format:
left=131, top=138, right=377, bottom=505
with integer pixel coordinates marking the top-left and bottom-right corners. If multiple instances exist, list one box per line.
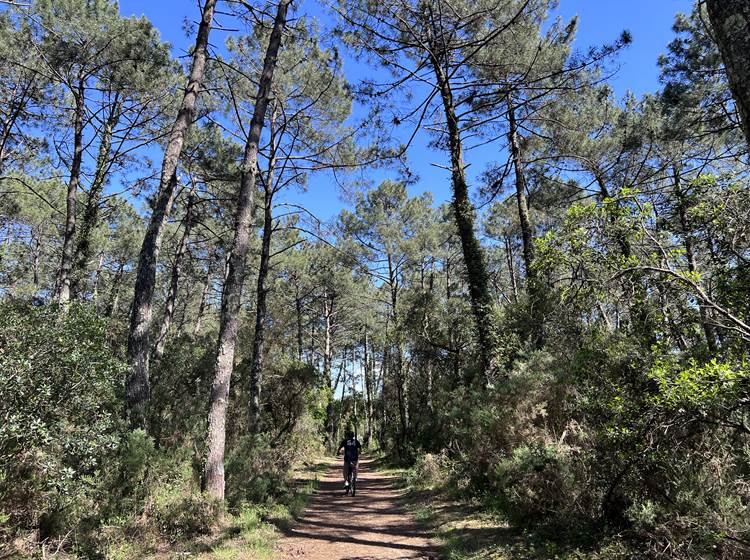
left=203, top=0, right=291, bottom=501
left=92, top=253, right=104, bottom=302
left=295, top=285, right=304, bottom=361
left=106, top=261, right=125, bottom=317
left=248, top=109, right=279, bottom=433
left=706, top=0, right=750, bottom=149
left=507, top=94, right=548, bottom=344
left=126, top=0, right=217, bottom=428
left=153, top=191, right=197, bottom=359
left=387, top=253, right=408, bottom=450
left=428, top=43, right=495, bottom=383
left=55, top=77, right=85, bottom=305
left=247, top=182, right=273, bottom=433
left=193, top=269, right=212, bottom=336
left=504, top=235, right=518, bottom=302
left=71, top=98, right=121, bottom=298
left=507, top=95, right=534, bottom=275
left=363, top=328, right=373, bottom=444
left=323, top=292, right=335, bottom=449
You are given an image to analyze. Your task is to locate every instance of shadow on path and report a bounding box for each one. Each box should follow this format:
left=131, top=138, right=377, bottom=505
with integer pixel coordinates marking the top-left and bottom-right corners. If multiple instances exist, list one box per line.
left=274, top=459, right=438, bottom=559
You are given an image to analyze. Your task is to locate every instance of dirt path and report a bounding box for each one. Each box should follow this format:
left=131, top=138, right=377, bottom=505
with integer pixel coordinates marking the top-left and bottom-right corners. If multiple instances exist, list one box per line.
left=274, top=459, right=438, bottom=560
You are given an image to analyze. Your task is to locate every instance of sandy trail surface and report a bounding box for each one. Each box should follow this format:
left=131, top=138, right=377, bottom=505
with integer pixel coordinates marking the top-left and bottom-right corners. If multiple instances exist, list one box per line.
left=274, top=459, right=438, bottom=559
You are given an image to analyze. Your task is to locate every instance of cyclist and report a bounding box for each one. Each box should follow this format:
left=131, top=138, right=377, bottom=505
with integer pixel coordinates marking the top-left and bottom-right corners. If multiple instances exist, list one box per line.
left=337, top=430, right=362, bottom=489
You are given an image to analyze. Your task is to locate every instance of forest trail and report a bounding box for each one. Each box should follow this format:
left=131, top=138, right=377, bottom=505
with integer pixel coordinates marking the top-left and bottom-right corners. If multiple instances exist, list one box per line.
left=274, top=459, right=438, bottom=559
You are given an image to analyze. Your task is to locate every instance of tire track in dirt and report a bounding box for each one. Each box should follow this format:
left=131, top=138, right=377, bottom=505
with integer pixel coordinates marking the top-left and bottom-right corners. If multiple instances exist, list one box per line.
left=275, top=459, right=438, bottom=559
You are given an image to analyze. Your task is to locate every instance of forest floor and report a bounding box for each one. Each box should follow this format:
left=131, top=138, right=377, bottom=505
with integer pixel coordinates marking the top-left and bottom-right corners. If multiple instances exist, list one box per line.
left=406, top=485, right=598, bottom=560
left=273, top=458, right=438, bottom=559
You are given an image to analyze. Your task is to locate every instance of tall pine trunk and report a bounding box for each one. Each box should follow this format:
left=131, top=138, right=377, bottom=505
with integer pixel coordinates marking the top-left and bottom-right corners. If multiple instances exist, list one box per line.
left=706, top=0, right=750, bottom=148
left=106, top=261, right=125, bottom=317
left=428, top=45, right=495, bottom=383
left=193, top=269, right=212, bottom=336
left=55, top=78, right=85, bottom=305
left=323, top=293, right=335, bottom=449
left=295, top=285, right=304, bottom=361
left=387, top=254, right=408, bottom=450
left=248, top=110, right=279, bottom=433
left=247, top=181, right=273, bottom=432
left=203, top=0, right=292, bottom=501
left=506, top=95, right=534, bottom=275
left=507, top=94, right=546, bottom=344
left=72, top=98, right=121, bottom=297
left=125, top=0, right=217, bottom=428
left=153, top=191, right=197, bottom=359
left=363, top=328, right=373, bottom=444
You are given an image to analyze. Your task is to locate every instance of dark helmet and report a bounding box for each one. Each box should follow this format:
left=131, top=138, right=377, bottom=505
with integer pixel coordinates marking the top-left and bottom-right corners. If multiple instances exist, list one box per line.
left=346, top=430, right=355, bottom=439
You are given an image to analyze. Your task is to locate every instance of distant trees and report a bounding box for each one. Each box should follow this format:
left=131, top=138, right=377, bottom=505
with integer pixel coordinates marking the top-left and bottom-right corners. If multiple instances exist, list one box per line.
left=2, top=0, right=750, bottom=556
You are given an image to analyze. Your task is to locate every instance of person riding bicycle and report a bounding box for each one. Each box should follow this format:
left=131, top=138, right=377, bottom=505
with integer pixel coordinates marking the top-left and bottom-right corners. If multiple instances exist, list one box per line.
left=337, top=430, right=362, bottom=489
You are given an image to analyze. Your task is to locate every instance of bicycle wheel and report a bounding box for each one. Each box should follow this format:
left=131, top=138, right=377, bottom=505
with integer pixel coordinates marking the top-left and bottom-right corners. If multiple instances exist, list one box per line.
left=351, top=470, right=357, bottom=497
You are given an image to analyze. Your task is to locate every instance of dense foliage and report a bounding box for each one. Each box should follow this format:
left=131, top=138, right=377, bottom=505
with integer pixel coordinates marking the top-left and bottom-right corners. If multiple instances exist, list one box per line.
left=1, top=0, right=749, bottom=558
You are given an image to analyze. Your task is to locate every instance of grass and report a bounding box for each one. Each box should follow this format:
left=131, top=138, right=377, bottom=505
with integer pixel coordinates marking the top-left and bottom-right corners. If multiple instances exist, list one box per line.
left=400, top=470, right=607, bottom=560
left=125, top=458, right=327, bottom=560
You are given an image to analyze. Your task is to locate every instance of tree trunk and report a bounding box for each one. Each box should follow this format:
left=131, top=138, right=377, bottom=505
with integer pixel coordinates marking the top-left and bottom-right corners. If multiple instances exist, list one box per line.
left=248, top=109, right=279, bottom=433
left=323, top=293, right=335, bottom=448
left=428, top=44, right=495, bottom=383
left=193, top=270, right=212, bottom=336
left=92, top=253, right=104, bottom=302
left=387, top=253, right=408, bottom=450
left=379, top=330, right=389, bottom=445
left=506, top=95, right=534, bottom=275
left=126, top=0, right=217, bottom=428
left=504, top=235, right=518, bottom=302
left=706, top=0, right=750, bottom=148
left=32, top=235, right=40, bottom=288
left=106, top=261, right=125, bottom=317
left=247, top=184, right=273, bottom=433
left=55, top=78, right=85, bottom=305
left=507, top=94, right=547, bottom=344
left=329, top=348, right=346, bottom=448
left=295, top=285, right=304, bottom=362
left=153, top=191, right=197, bottom=359
left=72, top=97, right=121, bottom=297
left=363, top=328, right=373, bottom=444
left=203, top=0, right=291, bottom=501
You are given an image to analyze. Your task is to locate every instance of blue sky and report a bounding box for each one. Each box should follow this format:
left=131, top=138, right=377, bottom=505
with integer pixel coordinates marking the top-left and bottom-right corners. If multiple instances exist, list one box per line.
left=118, top=0, right=694, bottom=221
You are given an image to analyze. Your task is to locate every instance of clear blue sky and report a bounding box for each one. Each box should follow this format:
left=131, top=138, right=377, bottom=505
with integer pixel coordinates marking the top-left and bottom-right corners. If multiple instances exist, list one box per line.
left=119, top=0, right=694, bottom=221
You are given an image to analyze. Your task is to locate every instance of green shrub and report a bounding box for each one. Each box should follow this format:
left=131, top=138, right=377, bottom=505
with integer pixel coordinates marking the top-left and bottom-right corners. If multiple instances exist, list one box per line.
left=224, top=434, right=287, bottom=508
left=0, top=301, right=127, bottom=540
left=492, top=443, right=578, bottom=525
left=151, top=488, right=219, bottom=541
left=407, top=452, right=448, bottom=489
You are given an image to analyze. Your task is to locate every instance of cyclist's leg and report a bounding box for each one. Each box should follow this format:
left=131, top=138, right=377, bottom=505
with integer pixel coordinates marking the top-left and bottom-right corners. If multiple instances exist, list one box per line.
left=343, top=460, right=350, bottom=486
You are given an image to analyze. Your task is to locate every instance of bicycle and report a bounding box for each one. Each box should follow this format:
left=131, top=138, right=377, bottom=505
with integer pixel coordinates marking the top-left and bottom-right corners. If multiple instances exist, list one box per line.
left=345, top=460, right=358, bottom=497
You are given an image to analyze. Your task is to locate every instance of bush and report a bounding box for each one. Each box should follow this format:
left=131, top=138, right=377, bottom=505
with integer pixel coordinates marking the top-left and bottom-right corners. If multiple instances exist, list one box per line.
left=224, top=434, right=287, bottom=508
left=408, top=452, right=448, bottom=489
left=0, top=301, right=127, bottom=540
left=492, top=443, right=578, bottom=525
left=151, top=488, right=219, bottom=541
